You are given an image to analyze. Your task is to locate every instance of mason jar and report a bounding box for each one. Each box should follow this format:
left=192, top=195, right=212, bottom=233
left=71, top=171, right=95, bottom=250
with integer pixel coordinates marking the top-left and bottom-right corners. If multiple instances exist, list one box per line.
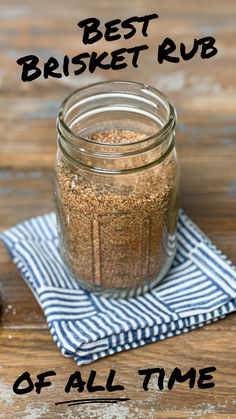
left=54, top=81, right=180, bottom=298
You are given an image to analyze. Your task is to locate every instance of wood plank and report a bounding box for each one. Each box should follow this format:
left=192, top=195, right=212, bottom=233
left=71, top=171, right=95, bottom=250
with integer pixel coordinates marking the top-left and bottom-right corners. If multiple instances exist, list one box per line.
left=0, top=325, right=235, bottom=418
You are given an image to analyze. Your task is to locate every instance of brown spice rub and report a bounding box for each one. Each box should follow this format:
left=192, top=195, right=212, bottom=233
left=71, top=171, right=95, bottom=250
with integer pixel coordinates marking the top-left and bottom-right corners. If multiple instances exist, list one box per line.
left=56, top=129, right=176, bottom=291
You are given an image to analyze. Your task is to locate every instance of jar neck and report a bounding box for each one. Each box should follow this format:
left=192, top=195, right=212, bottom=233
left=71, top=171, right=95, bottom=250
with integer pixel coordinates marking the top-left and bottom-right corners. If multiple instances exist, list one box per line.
left=57, top=81, right=176, bottom=174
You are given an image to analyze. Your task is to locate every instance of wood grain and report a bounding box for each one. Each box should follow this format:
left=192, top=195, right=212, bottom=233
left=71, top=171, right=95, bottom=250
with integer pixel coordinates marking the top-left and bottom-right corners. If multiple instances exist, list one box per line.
left=0, top=0, right=236, bottom=417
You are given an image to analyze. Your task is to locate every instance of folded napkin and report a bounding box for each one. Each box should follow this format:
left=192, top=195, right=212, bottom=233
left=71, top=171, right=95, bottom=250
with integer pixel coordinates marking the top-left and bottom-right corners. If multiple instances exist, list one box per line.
left=1, top=209, right=236, bottom=365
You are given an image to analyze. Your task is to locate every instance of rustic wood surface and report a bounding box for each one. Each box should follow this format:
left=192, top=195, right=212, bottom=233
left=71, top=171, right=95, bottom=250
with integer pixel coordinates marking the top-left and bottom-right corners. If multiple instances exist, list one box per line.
left=0, top=0, right=236, bottom=418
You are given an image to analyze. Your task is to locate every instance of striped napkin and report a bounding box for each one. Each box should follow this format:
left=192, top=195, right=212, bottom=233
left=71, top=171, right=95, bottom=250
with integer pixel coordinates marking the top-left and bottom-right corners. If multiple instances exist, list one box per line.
left=1, top=209, right=236, bottom=365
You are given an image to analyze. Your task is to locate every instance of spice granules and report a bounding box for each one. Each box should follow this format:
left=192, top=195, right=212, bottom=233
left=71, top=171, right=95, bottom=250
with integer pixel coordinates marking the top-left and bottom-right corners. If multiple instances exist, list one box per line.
left=56, top=129, right=177, bottom=293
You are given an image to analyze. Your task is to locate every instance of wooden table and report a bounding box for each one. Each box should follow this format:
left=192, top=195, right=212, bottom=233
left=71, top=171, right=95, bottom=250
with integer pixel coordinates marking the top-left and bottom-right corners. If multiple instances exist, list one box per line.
left=0, top=1, right=235, bottom=417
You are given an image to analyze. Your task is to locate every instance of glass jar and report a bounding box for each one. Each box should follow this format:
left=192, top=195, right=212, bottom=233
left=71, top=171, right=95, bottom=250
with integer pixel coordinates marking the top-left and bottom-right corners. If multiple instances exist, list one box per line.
left=54, top=81, right=180, bottom=298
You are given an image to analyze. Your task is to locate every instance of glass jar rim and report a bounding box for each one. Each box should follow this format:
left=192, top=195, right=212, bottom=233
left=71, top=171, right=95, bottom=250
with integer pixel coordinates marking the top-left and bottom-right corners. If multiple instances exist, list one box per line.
left=57, top=80, right=176, bottom=147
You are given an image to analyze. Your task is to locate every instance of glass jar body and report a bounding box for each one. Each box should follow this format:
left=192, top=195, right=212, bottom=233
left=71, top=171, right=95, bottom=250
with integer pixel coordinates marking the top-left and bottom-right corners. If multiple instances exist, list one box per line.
left=54, top=81, right=180, bottom=298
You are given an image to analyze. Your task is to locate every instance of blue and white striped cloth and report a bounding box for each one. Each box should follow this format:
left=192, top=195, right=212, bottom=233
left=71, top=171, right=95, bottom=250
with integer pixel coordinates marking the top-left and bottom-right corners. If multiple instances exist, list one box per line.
left=1, top=209, right=236, bottom=365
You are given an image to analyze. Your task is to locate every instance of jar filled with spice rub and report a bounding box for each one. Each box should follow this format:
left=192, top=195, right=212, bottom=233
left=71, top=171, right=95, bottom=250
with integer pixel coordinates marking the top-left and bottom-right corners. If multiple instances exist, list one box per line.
left=54, top=81, right=180, bottom=298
